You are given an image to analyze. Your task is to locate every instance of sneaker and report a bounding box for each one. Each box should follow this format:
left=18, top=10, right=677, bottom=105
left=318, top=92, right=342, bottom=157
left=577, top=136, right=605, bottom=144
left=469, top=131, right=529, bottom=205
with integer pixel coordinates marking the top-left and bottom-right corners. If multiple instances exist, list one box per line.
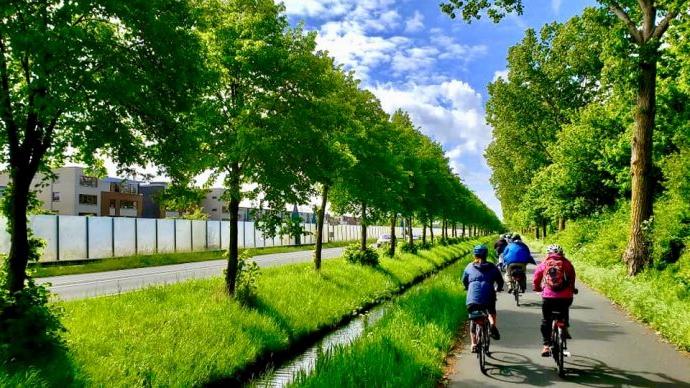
left=541, top=346, right=551, bottom=357
left=490, top=325, right=501, bottom=340
left=471, top=345, right=478, bottom=353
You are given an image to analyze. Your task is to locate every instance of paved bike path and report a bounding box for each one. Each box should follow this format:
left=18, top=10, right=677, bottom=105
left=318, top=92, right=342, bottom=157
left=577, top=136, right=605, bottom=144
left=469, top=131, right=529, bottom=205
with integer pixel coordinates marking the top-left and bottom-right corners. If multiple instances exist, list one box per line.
left=447, top=258, right=690, bottom=387
left=39, top=247, right=344, bottom=300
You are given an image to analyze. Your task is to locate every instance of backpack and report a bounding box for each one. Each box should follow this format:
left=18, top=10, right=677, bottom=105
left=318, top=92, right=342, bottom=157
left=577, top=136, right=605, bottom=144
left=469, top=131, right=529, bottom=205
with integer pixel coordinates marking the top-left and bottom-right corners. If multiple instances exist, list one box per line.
left=544, top=258, right=568, bottom=291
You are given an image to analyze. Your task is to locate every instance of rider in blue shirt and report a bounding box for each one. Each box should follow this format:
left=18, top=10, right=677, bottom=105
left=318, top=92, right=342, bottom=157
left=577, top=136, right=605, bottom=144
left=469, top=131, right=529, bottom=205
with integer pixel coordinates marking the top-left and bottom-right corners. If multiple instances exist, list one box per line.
left=463, top=244, right=504, bottom=352
left=502, top=233, right=535, bottom=292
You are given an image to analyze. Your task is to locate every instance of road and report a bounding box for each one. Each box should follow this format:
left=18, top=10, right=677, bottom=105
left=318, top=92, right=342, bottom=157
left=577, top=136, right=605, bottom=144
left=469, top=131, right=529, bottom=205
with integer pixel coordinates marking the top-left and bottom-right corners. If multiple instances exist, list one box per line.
left=447, top=258, right=690, bottom=387
left=39, top=247, right=344, bottom=301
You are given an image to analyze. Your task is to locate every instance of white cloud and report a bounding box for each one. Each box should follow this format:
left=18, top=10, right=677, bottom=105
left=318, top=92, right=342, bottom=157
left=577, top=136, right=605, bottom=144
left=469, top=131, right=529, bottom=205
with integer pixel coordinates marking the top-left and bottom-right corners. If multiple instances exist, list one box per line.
left=405, top=10, right=424, bottom=33
left=492, top=69, right=508, bottom=82
left=371, top=80, right=490, bottom=155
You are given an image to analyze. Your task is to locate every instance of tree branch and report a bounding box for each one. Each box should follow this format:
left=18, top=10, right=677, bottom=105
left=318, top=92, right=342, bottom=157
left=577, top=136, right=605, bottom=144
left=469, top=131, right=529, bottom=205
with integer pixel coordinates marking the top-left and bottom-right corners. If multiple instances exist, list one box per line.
left=608, top=2, right=643, bottom=43
left=653, top=10, right=679, bottom=39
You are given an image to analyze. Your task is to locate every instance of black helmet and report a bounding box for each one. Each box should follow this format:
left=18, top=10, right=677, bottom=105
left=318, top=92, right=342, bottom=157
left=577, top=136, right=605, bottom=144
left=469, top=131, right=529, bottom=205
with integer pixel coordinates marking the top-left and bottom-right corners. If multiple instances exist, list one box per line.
left=511, top=233, right=521, bottom=241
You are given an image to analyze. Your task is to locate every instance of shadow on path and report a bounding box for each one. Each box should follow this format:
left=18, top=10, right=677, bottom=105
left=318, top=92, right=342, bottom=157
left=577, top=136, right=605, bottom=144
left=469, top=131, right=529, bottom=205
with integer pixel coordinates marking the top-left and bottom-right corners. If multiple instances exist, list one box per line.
left=476, top=353, right=690, bottom=388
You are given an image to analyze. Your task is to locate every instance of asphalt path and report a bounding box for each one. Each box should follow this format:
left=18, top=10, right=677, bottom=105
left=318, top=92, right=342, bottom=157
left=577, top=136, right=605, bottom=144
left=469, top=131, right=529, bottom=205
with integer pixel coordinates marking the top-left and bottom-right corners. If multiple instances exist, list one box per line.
left=448, top=257, right=690, bottom=387
left=39, top=247, right=344, bottom=300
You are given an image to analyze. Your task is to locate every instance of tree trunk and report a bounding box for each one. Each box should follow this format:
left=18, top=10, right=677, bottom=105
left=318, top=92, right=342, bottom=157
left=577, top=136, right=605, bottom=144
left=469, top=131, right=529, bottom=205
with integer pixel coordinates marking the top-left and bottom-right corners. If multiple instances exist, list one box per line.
left=360, top=202, right=367, bottom=250
left=225, top=165, right=241, bottom=295
left=422, top=223, right=427, bottom=244
left=542, top=221, right=547, bottom=239
left=314, top=184, right=329, bottom=270
left=5, top=174, right=32, bottom=293
left=430, top=218, right=435, bottom=243
left=535, top=225, right=540, bottom=240
left=407, top=217, right=413, bottom=246
left=558, top=218, right=566, bottom=231
left=623, top=55, right=657, bottom=276
left=389, top=214, right=397, bottom=257
left=462, top=224, right=465, bottom=238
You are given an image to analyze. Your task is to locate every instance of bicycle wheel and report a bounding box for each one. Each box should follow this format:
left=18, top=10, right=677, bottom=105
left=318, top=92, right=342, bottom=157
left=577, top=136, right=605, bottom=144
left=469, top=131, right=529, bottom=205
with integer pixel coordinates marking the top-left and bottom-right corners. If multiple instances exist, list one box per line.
left=555, top=328, right=565, bottom=377
left=476, top=324, right=486, bottom=374
left=513, top=283, right=520, bottom=306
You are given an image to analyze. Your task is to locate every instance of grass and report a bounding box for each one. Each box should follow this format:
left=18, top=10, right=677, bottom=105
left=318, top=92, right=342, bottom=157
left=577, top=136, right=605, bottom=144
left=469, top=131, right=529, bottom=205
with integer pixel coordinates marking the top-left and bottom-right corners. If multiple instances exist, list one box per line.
left=291, top=259, right=471, bottom=388
left=30, top=240, right=360, bottom=278
left=544, top=204, right=690, bottom=351
left=1, top=240, right=485, bottom=387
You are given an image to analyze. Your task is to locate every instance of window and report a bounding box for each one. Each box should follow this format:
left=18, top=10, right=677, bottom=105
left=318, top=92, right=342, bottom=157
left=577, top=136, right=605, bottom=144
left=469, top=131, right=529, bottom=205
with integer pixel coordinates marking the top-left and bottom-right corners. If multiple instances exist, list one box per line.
left=80, top=175, right=98, bottom=187
left=52, top=192, right=60, bottom=202
left=79, top=194, right=97, bottom=205
left=109, top=199, right=116, bottom=209
left=121, top=200, right=136, bottom=209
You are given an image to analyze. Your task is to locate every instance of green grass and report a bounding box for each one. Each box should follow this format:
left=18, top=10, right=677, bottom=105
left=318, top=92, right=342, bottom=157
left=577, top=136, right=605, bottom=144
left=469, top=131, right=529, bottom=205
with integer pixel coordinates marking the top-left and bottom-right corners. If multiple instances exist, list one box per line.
left=31, top=240, right=360, bottom=278
left=291, top=259, right=471, bottom=388
left=1, top=240, right=484, bottom=387
left=546, top=204, right=690, bottom=351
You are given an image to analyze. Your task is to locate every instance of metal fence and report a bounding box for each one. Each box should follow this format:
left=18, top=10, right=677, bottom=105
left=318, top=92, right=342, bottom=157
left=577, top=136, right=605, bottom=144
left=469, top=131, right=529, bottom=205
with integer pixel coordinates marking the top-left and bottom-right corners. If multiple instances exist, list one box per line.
left=0, top=215, right=438, bottom=263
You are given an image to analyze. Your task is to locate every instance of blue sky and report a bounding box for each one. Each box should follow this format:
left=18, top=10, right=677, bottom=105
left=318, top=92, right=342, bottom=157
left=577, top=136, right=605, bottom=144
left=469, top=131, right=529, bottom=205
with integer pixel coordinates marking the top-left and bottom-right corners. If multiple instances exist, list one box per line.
left=283, top=0, right=596, bottom=219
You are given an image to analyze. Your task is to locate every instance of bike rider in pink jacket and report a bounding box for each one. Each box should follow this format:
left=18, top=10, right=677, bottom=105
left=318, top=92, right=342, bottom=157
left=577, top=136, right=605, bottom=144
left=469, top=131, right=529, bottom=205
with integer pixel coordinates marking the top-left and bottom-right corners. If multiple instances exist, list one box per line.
left=533, top=244, right=577, bottom=357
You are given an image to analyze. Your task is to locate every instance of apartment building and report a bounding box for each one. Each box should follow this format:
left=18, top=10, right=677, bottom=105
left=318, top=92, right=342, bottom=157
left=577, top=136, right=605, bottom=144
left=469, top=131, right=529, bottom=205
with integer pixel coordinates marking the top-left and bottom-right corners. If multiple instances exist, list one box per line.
left=0, top=166, right=143, bottom=217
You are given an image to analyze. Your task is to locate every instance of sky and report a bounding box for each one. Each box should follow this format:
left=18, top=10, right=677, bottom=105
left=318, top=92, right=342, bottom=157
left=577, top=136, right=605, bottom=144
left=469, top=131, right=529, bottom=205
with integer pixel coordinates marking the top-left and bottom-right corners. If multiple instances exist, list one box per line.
left=281, top=0, right=595, bottom=219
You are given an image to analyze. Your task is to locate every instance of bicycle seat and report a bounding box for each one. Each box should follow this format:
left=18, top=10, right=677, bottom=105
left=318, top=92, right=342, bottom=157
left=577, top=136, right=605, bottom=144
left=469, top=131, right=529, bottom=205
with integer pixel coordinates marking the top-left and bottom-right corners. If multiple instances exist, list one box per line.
left=469, top=311, right=488, bottom=320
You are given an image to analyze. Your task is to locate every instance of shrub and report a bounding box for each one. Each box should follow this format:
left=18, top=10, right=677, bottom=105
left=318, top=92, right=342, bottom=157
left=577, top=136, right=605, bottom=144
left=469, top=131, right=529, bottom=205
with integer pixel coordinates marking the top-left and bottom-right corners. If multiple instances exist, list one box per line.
left=343, top=244, right=379, bottom=266
left=223, top=250, right=260, bottom=304
left=399, top=241, right=418, bottom=254
left=0, top=274, right=65, bottom=363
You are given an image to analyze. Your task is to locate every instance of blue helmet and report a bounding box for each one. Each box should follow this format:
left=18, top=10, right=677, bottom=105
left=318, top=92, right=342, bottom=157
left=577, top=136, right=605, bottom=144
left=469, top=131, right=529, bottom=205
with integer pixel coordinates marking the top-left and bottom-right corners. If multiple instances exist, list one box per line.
left=473, top=244, right=488, bottom=258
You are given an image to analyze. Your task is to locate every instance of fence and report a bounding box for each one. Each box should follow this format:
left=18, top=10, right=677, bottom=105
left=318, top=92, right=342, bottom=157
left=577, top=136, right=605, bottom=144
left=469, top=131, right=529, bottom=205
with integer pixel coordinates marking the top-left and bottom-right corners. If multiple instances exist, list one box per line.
left=0, top=215, right=440, bottom=263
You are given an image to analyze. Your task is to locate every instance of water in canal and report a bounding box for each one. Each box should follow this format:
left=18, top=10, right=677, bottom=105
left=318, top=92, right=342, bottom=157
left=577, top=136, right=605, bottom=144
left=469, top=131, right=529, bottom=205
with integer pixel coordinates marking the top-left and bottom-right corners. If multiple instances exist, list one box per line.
left=251, top=306, right=388, bottom=387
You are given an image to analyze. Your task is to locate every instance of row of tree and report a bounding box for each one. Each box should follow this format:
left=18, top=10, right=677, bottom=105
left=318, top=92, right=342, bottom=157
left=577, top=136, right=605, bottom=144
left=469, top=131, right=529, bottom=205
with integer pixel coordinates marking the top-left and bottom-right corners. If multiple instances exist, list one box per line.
left=0, top=0, right=502, bottom=306
left=440, top=0, right=690, bottom=275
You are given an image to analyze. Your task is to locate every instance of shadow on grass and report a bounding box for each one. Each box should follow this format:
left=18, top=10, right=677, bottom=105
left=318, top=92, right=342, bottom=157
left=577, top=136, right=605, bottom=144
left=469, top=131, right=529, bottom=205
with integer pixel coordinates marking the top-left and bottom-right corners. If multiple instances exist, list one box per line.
left=1, top=345, right=80, bottom=387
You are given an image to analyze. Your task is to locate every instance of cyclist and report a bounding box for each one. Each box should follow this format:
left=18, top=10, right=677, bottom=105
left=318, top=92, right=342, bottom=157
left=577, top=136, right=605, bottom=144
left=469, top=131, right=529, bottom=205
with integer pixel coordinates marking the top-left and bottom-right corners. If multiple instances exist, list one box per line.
left=494, top=234, right=510, bottom=270
left=502, top=233, right=535, bottom=292
left=533, top=244, right=577, bottom=357
left=462, top=244, right=504, bottom=353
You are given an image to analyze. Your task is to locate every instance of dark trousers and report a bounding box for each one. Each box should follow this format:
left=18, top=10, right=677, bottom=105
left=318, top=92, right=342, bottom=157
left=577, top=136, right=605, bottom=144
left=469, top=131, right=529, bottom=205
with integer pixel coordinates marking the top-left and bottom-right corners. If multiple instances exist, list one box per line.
left=541, top=298, right=573, bottom=345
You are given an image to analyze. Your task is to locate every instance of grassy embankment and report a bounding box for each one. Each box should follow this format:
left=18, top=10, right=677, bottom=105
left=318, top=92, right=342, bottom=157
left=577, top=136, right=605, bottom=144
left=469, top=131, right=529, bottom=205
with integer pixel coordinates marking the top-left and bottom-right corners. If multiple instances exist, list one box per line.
left=1, top=240, right=483, bottom=386
left=291, top=258, right=473, bottom=387
left=543, top=202, right=690, bottom=351
left=31, top=240, right=362, bottom=278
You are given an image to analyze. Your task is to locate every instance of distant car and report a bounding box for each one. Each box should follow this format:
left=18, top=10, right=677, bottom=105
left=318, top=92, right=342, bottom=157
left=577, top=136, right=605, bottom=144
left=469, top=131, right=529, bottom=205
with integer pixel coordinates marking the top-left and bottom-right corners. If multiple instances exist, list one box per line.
left=374, top=234, right=392, bottom=248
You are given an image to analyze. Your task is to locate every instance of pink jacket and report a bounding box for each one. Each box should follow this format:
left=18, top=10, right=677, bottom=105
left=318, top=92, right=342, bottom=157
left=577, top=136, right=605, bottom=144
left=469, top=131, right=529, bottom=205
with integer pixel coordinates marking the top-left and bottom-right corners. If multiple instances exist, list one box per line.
left=533, top=254, right=576, bottom=299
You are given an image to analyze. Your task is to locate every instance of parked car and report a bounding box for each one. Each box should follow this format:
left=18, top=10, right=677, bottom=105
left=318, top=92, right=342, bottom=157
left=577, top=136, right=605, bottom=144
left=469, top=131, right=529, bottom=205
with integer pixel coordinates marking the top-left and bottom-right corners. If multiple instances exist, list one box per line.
left=374, top=234, right=392, bottom=248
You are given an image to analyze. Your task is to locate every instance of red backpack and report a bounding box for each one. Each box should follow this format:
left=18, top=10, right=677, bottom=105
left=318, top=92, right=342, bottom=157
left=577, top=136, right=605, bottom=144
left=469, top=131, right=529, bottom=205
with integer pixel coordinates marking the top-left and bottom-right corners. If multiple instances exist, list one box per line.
left=544, top=257, right=568, bottom=291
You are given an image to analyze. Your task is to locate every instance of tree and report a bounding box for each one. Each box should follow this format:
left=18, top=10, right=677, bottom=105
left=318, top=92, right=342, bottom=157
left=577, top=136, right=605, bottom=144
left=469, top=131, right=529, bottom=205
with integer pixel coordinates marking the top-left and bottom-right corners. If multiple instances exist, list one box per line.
left=181, top=0, right=332, bottom=295
left=442, top=0, right=689, bottom=274
left=0, top=0, right=205, bottom=294
left=329, top=90, right=404, bottom=252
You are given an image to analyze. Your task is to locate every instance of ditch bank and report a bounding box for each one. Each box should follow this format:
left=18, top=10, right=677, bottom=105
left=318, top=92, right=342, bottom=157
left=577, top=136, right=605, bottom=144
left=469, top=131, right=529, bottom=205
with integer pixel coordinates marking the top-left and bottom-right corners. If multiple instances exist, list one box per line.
left=207, top=241, right=485, bottom=386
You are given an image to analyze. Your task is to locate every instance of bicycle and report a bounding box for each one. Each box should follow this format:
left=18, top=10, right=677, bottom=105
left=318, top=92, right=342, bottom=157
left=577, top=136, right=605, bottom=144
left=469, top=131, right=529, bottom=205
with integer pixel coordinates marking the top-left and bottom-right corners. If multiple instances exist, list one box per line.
left=508, top=268, right=525, bottom=306
left=548, top=310, right=570, bottom=377
left=469, top=309, right=491, bottom=374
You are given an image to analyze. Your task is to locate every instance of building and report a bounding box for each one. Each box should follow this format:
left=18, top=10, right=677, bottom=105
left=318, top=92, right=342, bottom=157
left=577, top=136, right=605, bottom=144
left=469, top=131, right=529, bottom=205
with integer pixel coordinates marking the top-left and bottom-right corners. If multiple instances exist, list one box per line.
left=0, top=166, right=143, bottom=217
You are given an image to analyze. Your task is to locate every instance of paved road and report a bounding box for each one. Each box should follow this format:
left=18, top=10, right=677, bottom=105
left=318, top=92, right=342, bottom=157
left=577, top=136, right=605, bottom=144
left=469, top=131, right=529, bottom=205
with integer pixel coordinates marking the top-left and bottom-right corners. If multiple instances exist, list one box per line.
left=39, top=247, right=344, bottom=300
left=448, top=258, right=690, bottom=387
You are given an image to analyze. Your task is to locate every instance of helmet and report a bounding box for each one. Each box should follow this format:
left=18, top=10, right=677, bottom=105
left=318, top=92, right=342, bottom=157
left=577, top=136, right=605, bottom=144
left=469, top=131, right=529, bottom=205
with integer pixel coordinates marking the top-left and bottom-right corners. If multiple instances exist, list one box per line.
left=547, top=244, right=564, bottom=255
left=473, top=244, right=488, bottom=258
left=511, top=233, right=521, bottom=241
